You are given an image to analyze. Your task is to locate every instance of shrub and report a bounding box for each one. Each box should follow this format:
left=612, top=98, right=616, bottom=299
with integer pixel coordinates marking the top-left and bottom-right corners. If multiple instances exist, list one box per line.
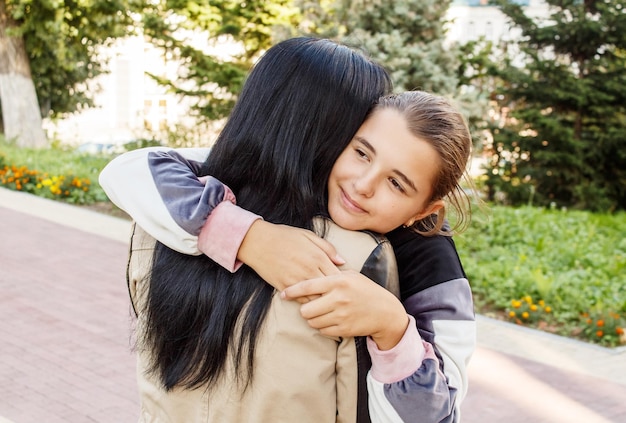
left=0, top=153, right=103, bottom=205
left=580, top=312, right=626, bottom=348
left=457, top=205, right=626, bottom=347
left=506, top=296, right=553, bottom=326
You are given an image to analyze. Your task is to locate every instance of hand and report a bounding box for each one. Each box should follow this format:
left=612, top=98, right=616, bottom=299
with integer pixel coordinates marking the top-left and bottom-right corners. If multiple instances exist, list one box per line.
left=238, top=220, right=345, bottom=293
left=281, top=271, right=410, bottom=350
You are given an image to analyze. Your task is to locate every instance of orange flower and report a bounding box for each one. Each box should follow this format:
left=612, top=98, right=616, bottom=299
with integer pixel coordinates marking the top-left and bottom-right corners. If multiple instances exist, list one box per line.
left=596, top=320, right=605, bottom=327
left=596, top=330, right=604, bottom=338
left=616, top=327, right=624, bottom=335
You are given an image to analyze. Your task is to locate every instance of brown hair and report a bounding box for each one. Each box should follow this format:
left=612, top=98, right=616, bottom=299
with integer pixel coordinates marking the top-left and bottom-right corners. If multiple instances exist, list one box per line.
left=374, top=91, right=476, bottom=236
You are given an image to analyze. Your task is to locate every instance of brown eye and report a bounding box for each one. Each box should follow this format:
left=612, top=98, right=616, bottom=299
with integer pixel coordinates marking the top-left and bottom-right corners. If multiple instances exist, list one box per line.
left=389, top=178, right=405, bottom=193
left=356, top=148, right=368, bottom=160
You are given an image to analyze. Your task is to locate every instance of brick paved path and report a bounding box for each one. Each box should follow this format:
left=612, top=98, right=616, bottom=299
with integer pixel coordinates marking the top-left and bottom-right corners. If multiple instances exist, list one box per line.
left=0, top=206, right=139, bottom=423
left=2, top=192, right=626, bottom=423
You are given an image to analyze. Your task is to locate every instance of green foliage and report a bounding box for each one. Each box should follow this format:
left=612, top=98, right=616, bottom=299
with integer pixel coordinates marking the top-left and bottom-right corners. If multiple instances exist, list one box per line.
left=6, top=0, right=143, bottom=118
left=335, top=0, right=460, bottom=95
left=483, top=0, right=626, bottom=211
left=0, top=138, right=110, bottom=203
left=506, top=296, right=553, bottom=325
left=455, top=37, right=500, bottom=148
left=290, top=0, right=342, bottom=37
left=580, top=311, right=626, bottom=347
left=141, top=0, right=300, bottom=121
left=457, top=204, right=626, bottom=345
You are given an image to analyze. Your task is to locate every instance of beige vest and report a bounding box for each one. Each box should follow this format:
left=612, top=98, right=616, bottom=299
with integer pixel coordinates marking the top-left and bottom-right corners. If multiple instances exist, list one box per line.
left=127, top=217, right=398, bottom=423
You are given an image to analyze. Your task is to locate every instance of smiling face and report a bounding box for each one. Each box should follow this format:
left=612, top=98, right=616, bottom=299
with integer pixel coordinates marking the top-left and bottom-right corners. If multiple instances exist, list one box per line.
left=327, top=108, right=444, bottom=234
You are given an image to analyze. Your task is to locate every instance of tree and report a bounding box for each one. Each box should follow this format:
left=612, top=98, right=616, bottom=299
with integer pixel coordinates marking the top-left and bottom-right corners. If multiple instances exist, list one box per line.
left=0, top=0, right=45, bottom=147
left=0, top=0, right=141, bottom=147
left=336, top=0, right=460, bottom=95
left=141, top=0, right=299, bottom=123
left=485, top=0, right=626, bottom=211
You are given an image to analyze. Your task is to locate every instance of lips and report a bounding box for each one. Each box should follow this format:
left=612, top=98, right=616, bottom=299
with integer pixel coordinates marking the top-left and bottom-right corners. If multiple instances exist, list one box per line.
left=340, top=189, right=366, bottom=213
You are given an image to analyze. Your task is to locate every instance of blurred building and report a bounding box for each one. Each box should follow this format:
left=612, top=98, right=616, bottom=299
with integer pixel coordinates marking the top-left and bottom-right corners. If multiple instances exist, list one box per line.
left=447, top=0, right=548, bottom=43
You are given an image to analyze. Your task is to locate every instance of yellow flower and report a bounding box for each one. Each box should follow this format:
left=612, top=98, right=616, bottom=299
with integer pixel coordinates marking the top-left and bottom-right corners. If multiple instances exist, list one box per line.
left=530, top=304, right=538, bottom=311
left=544, top=306, right=552, bottom=313
left=538, top=300, right=545, bottom=307
left=524, top=295, right=532, bottom=304
left=522, top=312, right=529, bottom=319
left=508, top=311, right=516, bottom=318
left=511, top=300, right=522, bottom=308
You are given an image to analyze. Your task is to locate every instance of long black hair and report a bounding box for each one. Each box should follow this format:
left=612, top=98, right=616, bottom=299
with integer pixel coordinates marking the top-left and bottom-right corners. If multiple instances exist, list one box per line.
left=143, top=37, right=392, bottom=391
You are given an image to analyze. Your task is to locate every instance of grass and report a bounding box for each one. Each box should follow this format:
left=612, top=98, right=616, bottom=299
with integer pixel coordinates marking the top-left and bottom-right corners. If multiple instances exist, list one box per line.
left=2, top=139, right=625, bottom=347
left=455, top=205, right=626, bottom=347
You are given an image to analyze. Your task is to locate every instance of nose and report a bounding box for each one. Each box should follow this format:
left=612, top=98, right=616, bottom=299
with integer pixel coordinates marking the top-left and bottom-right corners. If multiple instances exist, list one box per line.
left=352, top=170, right=376, bottom=198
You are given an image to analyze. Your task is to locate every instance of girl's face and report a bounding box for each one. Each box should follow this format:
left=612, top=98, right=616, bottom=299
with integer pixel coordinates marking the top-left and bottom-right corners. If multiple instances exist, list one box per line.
left=327, top=108, right=444, bottom=234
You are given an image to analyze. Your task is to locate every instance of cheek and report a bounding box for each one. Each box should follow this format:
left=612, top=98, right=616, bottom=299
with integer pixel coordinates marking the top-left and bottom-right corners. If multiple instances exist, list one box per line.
left=384, top=197, right=424, bottom=222
left=329, top=157, right=350, bottom=182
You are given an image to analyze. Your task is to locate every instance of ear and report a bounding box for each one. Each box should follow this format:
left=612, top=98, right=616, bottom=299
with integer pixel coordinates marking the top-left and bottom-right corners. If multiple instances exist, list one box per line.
left=404, top=199, right=445, bottom=227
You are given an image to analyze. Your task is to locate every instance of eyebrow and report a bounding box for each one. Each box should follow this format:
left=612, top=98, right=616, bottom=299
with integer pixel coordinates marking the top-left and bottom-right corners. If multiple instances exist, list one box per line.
left=354, top=136, right=418, bottom=192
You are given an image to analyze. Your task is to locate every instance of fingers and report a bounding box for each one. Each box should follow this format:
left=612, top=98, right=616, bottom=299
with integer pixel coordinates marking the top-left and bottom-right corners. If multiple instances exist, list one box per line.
left=239, top=221, right=344, bottom=290
left=280, top=277, right=329, bottom=301
left=304, top=233, right=344, bottom=274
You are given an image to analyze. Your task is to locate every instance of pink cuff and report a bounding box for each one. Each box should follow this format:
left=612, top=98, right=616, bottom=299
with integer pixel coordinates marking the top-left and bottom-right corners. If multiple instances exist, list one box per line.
left=197, top=201, right=262, bottom=272
left=367, top=315, right=436, bottom=383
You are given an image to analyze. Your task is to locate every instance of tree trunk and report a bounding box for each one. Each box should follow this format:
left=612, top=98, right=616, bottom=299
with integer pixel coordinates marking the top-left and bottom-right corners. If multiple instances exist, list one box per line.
left=0, top=1, right=47, bottom=148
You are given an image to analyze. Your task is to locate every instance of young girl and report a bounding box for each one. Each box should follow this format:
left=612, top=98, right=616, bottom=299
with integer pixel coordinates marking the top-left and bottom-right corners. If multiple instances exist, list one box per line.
left=101, top=90, right=475, bottom=422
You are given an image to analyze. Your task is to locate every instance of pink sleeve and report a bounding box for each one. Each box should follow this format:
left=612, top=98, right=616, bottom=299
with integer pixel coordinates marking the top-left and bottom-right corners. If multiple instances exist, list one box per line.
left=366, top=315, right=437, bottom=384
left=197, top=201, right=262, bottom=272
